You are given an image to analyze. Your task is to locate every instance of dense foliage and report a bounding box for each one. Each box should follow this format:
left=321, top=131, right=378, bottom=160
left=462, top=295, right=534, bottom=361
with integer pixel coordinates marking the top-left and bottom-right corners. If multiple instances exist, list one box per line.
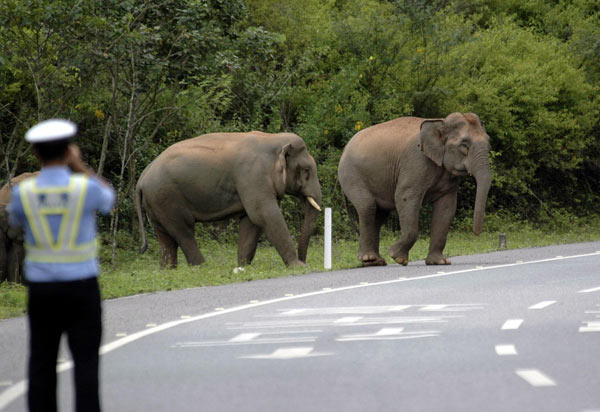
left=1, top=0, right=599, bottom=253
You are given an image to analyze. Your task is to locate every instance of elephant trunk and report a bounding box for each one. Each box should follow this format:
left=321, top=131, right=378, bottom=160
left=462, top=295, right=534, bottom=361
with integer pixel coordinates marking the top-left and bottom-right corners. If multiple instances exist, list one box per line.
left=297, top=193, right=322, bottom=263
left=471, top=147, right=491, bottom=236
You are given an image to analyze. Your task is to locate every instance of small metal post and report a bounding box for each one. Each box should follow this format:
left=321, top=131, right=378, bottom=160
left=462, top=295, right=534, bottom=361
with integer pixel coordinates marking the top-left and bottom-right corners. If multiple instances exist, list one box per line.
left=324, top=208, right=332, bottom=269
left=498, top=233, right=507, bottom=249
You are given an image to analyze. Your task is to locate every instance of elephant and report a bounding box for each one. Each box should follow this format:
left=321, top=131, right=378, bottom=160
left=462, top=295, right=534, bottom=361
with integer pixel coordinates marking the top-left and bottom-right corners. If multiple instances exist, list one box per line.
left=0, top=171, right=39, bottom=283
left=135, top=131, right=322, bottom=269
left=338, top=112, right=491, bottom=267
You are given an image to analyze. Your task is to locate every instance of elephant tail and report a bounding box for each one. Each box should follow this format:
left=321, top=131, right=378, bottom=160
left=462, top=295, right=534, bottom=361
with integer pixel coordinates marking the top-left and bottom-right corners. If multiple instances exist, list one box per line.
left=135, top=184, right=148, bottom=254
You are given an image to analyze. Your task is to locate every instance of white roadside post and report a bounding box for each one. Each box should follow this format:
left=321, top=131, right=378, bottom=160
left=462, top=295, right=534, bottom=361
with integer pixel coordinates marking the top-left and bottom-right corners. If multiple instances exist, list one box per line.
left=324, top=207, right=332, bottom=269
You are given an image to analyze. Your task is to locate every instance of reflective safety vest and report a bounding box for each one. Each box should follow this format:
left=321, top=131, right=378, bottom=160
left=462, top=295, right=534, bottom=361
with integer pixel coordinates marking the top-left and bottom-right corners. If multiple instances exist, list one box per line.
left=20, top=175, right=98, bottom=263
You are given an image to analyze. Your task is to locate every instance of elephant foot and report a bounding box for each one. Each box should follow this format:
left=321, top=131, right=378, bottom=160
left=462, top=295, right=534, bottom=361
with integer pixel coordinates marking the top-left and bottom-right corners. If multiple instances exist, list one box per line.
left=360, top=253, right=387, bottom=267
left=288, top=259, right=307, bottom=269
left=425, top=255, right=451, bottom=265
left=394, top=257, right=409, bottom=266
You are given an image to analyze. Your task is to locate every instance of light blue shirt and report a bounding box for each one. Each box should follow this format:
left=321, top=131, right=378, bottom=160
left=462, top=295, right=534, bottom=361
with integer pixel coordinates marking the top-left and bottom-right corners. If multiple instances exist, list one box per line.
left=7, top=166, right=115, bottom=282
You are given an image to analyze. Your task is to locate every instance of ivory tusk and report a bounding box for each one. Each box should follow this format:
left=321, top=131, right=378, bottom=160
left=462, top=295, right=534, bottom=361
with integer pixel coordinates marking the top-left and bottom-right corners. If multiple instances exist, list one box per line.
left=306, top=196, right=321, bottom=212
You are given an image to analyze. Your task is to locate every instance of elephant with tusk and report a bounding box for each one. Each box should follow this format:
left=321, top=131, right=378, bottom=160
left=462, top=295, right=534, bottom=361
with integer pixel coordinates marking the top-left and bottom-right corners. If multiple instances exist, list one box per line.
left=338, top=113, right=492, bottom=267
left=136, top=132, right=322, bottom=269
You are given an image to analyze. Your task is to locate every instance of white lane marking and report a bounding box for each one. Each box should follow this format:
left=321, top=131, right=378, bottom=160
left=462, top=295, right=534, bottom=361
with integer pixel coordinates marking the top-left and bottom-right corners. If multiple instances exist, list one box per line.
left=337, top=329, right=439, bottom=342
left=579, top=322, right=600, bottom=333
left=0, top=382, right=11, bottom=387
left=0, top=381, right=26, bottom=409
left=529, top=301, right=557, bottom=309
left=334, top=316, right=363, bottom=324
left=579, top=286, right=600, bottom=293
left=502, top=319, right=524, bottom=330
left=174, top=337, right=317, bottom=348
left=145, top=323, right=157, bottom=328
left=420, top=304, right=447, bottom=311
left=376, top=327, right=405, bottom=336
left=281, top=309, right=307, bottom=315
left=174, top=330, right=321, bottom=347
left=115, top=333, right=127, bottom=337
left=495, top=344, right=518, bottom=356
left=226, top=316, right=456, bottom=330
left=229, top=333, right=261, bottom=342
left=276, top=304, right=482, bottom=316
left=515, top=369, right=557, bottom=387
left=2, top=250, right=598, bottom=411
left=240, top=347, right=332, bottom=360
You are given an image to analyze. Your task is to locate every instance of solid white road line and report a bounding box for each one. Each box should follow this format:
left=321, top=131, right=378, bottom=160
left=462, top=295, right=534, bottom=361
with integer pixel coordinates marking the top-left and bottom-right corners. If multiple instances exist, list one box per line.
left=515, top=369, right=557, bottom=387
left=529, top=301, right=557, bottom=309
left=495, top=344, right=518, bottom=356
left=2, top=250, right=599, bottom=410
left=579, top=286, right=600, bottom=293
left=501, top=319, right=524, bottom=330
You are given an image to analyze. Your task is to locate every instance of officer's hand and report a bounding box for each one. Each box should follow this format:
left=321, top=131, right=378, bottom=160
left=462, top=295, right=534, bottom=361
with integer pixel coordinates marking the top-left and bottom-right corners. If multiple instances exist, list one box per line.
left=66, top=144, right=83, bottom=169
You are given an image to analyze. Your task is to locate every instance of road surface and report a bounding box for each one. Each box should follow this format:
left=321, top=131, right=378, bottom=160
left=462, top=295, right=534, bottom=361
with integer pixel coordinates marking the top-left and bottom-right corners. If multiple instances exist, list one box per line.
left=1, top=241, right=599, bottom=411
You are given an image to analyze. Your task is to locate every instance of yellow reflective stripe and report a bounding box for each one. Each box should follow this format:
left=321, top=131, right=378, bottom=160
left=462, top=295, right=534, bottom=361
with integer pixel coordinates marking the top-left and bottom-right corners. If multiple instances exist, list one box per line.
left=69, top=177, right=88, bottom=250
left=28, top=177, right=77, bottom=194
left=20, top=180, right=46, bottom=249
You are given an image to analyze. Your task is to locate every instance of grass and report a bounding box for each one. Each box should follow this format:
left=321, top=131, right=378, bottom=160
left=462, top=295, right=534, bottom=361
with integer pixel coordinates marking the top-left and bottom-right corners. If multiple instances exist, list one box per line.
left=2, top=217, right=600, bottom=320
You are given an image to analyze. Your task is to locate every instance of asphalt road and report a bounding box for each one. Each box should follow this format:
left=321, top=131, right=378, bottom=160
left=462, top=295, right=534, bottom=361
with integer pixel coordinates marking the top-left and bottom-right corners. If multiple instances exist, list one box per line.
left=1, top=241, right=599, bottom=411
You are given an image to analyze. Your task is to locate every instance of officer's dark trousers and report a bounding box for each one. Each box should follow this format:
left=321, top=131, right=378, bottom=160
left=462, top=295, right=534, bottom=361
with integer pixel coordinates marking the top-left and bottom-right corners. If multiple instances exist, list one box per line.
left=27, top=277, right=102, bottom=412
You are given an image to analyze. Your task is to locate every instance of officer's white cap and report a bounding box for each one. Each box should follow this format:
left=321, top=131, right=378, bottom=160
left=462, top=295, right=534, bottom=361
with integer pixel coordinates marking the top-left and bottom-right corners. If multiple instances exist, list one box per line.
left=25, top=119, right=77, bottom=143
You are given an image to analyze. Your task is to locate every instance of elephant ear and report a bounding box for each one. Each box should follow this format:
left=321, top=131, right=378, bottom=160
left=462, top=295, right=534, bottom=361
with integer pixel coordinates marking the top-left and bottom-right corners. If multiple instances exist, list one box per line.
left=275, top=143, right=292, bottom=195
left=419, top=119, right=445, bottom=167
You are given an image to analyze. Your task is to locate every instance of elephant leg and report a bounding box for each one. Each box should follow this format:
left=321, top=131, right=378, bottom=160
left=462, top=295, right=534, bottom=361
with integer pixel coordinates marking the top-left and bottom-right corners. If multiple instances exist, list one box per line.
left=7, top=241, right=24, bottom=283
left=237, top=216, right=262, bottom=266
left=389, top=190, right=424, bottom=266
left=426, top=191, right=457, bottom=265
left=155, top=226, right=178, bottom=269
left=353, top=197, right=387, bottom=267
left=0, top=231, right=7, bottom=283
left=244, top=200, right=302, bottom=267
left=172, top=224, right=205, bottom=267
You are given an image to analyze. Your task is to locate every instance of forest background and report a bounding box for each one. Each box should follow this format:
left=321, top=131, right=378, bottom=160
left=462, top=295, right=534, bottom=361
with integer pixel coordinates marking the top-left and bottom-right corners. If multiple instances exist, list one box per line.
left=1, top=0, right=599, bottom=267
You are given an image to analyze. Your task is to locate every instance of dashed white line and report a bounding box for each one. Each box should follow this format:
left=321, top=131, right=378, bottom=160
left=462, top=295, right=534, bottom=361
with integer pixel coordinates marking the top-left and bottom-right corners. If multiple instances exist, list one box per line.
left=579, top=286, right=600, bottom=293
left=0, top=382, right=12, bottom=387
left=579, top=322, right=600, bottom=333
left=229, top=333, right=261, bottom=342
left=239, top=347, right=332, bottom=360
left=334, top=316, right=363, bottom=324
left=336, top=328, right=440, bottom=342
left=495, top=344, right=518, bottom=356
left=515, top=369, right=557, bottom=387
left=529, top=301, right=556, bottom=310
left=502, top=319, right=524, bottom=330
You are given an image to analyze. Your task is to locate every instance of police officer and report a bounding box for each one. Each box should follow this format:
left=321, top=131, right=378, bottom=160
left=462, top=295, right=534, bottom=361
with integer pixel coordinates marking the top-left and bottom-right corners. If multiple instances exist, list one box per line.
left=7, top=119, right=115, bottom=412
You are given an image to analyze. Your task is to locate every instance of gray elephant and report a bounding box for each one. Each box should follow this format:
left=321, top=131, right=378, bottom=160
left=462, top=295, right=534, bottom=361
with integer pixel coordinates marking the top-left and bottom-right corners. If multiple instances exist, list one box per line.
left=136, top=131, right=322, bottom=268
left=338, top=112, right=491, bottom=266
left=0, top=172, right=39, bottom=282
